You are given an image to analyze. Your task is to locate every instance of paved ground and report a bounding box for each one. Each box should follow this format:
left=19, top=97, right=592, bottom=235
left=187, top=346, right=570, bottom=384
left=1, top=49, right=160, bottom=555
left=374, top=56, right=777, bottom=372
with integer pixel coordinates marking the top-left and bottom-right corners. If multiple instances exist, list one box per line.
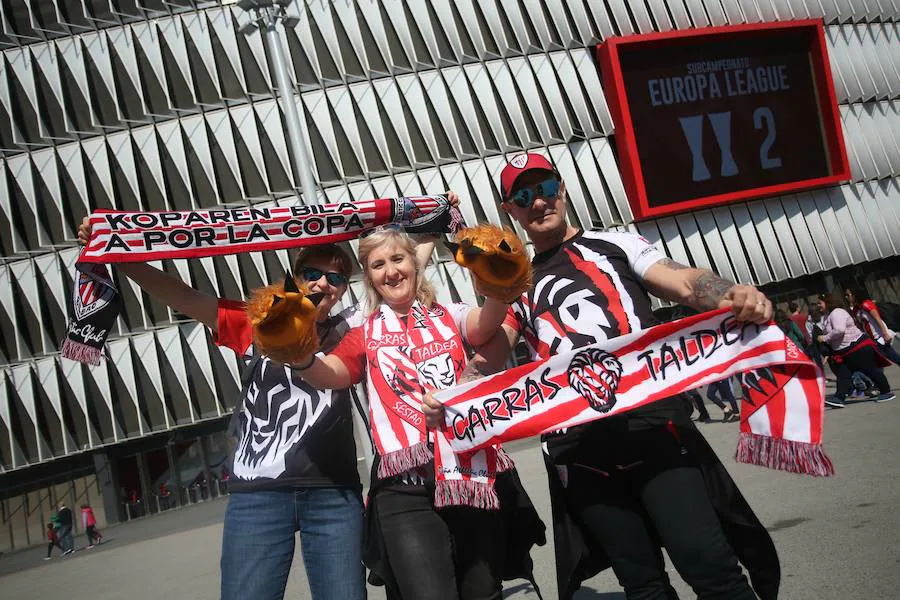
left=2, top=367, right=900, bottom=600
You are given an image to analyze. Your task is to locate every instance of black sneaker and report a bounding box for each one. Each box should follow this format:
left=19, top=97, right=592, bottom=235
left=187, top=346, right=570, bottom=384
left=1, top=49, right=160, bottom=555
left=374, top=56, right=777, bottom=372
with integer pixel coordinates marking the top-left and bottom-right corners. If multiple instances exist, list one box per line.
left=824, top=396, right=845, bottom=408
left=874, top=393, right=895, bottom=403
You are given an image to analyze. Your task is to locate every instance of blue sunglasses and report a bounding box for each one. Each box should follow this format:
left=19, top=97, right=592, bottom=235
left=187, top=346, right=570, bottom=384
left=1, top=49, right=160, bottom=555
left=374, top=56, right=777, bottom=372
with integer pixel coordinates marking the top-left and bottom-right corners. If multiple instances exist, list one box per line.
left=508, top=178, right=561, bottom=208
left=299, top=267, right=348, bottom=287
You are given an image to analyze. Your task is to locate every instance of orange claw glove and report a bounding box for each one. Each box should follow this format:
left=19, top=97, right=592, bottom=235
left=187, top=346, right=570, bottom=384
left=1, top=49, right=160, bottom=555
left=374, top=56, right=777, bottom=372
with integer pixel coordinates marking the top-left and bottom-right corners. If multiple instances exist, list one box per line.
left=445, top=224, right=532, bottom=304
left=245, top=273, right=321, bottom=366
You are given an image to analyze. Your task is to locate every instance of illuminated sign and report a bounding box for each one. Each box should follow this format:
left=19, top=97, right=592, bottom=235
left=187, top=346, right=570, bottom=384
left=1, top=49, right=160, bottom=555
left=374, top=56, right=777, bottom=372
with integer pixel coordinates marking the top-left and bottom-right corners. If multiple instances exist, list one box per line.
left=597, top=20, right=850, bottom=220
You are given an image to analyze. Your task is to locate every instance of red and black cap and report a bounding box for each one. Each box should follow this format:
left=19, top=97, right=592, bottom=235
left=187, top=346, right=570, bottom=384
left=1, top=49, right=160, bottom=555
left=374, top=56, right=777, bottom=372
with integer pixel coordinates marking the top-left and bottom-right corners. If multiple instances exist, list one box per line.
left=499, top=153, right=559, bottom=200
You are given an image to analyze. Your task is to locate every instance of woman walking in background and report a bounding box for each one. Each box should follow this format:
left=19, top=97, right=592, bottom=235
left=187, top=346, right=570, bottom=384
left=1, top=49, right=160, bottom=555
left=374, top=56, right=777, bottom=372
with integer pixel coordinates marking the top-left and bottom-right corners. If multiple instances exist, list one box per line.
left=81, top=504, right=102, bottom=548
left=845, top=288, right=900, bottom=365
left=817, top=292, right=895, bottom=408
left=705, top=378, right=740, bottom=422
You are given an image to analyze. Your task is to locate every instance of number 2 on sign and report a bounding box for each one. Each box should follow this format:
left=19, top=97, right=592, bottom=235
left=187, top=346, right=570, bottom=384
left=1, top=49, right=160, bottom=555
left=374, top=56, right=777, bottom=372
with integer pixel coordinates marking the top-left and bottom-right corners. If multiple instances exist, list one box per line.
left=678, top=107, right=782, bottom=182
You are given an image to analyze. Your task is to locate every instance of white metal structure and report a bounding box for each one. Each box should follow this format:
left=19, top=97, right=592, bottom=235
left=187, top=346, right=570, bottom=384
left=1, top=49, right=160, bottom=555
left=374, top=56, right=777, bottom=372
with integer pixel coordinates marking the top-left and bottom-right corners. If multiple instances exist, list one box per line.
left=0, top=0, right=897, bottom=472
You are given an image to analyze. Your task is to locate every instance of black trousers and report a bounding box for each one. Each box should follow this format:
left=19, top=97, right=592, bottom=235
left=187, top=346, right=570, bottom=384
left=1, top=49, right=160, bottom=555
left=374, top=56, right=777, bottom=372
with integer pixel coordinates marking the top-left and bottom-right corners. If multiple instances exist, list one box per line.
left=85, top=525, right=100, bottom=544
left=835, top=343, right=890, bottom=400
left=682, top=391, right=710, bottom=421
left=562, top=426, right=755, bottom=600
left=706, top=380, right=738, bottom=412
left=375, top=487, right=504, bottom=600
left=46, top=541, right=61, bottom=558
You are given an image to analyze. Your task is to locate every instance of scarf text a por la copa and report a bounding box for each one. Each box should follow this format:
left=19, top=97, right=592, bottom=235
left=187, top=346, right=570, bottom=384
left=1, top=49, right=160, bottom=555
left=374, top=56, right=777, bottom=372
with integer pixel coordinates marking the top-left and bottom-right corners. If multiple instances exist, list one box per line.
left=98, top=203, right=366, bottom=253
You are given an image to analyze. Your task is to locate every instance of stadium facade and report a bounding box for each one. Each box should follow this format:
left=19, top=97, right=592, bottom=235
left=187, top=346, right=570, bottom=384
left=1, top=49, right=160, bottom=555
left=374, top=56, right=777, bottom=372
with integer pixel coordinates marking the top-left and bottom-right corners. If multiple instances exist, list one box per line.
left=1, top=0, right=898, bottom=550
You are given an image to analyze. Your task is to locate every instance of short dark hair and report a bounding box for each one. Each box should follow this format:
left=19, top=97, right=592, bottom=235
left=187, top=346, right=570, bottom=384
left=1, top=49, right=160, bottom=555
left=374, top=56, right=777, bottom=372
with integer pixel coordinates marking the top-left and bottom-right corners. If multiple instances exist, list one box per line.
left=292, top=245, right=353, bottom=279
left=845, top=287, right=870, bottom=302
left=788, top=301, right=799, bottom=313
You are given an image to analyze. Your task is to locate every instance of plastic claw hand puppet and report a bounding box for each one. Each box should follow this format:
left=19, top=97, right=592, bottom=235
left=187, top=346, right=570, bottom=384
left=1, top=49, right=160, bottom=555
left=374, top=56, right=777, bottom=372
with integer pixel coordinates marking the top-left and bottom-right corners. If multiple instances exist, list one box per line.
left=246, top=273, right=322, bottom=365
left=445, top=224, right=532, bottom=303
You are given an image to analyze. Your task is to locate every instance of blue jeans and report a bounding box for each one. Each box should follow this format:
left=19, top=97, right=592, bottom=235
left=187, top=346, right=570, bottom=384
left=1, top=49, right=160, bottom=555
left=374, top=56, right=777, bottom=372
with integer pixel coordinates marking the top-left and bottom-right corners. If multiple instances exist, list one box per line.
left=57, top=525, right=74, bottom=552
left=220, top=487, right=365, bottom=600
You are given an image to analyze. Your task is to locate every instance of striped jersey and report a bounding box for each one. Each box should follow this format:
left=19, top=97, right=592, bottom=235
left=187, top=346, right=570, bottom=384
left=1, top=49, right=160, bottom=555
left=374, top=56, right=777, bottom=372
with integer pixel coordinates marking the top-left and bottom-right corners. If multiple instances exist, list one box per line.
left=506, top=230, right=664, bottom=358
left=504, top=230, right=683, bottom=457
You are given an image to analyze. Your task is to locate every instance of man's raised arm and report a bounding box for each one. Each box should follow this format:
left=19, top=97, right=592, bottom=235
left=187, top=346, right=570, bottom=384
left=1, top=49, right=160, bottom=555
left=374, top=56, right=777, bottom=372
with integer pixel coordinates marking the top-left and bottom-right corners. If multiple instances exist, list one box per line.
left=642, top=258, right=773, bottom=324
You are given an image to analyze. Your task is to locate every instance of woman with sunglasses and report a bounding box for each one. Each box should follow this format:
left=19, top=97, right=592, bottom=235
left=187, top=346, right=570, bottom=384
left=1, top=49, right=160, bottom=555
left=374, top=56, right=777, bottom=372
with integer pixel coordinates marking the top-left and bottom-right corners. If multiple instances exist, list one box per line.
left=280, top=226, right=543, bottom=600
left=816, top=291, right=895, bottom=408
left=77, top=214, right=448, bottom=600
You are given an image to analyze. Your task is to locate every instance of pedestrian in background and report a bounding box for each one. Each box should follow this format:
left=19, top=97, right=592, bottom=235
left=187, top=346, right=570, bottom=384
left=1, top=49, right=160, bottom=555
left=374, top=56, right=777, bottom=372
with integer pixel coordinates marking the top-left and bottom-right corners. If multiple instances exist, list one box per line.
left=56, top=503, right=75, bottom=555
left=683, top=389, right=712, bottom=423
left=817, top=292, right=894, bottom=408
left=44, top=522, right=62, bottom=560
left=846, top=288, right=900, bottom=365
left=706, top=377, right=740, bottom=422
left=788, top=302, right=812, bottom=346
left=776, top=308, right=806, bottom=348
left=81, top=504, right=102, bottom=548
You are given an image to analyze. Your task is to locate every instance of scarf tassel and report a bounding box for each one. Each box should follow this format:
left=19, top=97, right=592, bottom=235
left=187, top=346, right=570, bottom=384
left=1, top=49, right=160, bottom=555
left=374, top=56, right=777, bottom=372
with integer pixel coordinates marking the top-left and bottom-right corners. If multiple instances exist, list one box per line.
left=495, top=447, right=515, bottom=472
left=434, top=479, right=500, bottom=510
left=377, top=442, right=433, bottom=479
left=61, top=339, right=102, bottom=367
left=735, top=432, right=835, bottom=477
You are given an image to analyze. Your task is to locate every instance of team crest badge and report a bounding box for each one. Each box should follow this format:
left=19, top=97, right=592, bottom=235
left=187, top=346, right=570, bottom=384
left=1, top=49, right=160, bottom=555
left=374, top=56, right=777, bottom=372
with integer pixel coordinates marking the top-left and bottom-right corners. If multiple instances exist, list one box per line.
left=509, top=154, right=529, bottom=169
left=73, top=267, right=115, bottom=321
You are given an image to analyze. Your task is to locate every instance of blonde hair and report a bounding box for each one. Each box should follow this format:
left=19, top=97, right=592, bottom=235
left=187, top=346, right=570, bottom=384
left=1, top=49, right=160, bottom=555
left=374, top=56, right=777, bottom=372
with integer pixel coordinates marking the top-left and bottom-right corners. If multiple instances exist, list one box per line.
left=357, top=228, right=436, bottom=314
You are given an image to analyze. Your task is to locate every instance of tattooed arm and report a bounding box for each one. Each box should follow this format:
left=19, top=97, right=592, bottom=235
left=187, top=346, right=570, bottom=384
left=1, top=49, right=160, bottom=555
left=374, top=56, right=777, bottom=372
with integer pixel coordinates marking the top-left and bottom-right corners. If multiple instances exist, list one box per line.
left=643, top=258, right=773, bottom=323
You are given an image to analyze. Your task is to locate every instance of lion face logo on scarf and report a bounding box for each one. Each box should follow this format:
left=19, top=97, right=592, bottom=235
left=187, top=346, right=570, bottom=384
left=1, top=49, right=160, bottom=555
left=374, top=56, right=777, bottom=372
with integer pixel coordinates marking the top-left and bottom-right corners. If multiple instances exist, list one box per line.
left=417, top=353, right=456, bottom=389
left=568, top=348, right=624, bottom=413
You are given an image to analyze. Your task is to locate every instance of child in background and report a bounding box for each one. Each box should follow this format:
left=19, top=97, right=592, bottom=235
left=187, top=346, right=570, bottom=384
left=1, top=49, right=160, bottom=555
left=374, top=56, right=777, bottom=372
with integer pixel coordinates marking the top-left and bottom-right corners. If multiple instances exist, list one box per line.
left=45, top=522, right=62, bottom=560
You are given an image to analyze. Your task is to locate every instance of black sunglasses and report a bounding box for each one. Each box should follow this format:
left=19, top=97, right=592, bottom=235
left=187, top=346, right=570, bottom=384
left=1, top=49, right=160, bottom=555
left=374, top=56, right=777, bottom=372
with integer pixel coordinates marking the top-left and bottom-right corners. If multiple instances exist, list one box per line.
left=508, top=178, right=561, bottom=209
left=299, top=267, right=348, bottom=287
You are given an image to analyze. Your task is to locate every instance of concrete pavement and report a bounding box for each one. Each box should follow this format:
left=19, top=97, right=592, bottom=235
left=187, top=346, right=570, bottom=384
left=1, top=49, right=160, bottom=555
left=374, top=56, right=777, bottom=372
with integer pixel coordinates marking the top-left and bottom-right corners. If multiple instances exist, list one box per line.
left=2, top=366, right=899, bottom=599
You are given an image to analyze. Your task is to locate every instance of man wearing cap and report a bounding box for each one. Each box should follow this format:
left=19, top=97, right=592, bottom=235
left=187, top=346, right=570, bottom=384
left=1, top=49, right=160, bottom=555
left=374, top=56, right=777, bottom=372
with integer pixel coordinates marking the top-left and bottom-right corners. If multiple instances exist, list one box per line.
left=428, top=153, right=780, bottom=600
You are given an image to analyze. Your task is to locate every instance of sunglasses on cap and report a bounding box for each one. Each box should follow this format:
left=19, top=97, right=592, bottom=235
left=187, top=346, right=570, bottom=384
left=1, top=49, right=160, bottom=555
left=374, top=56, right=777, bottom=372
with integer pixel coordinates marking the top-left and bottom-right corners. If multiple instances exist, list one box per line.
left=359, top=223, right=403, bottom=239
left=299, top=267, right=348, bottom=287
left=507, top=178, right=561, bottom=209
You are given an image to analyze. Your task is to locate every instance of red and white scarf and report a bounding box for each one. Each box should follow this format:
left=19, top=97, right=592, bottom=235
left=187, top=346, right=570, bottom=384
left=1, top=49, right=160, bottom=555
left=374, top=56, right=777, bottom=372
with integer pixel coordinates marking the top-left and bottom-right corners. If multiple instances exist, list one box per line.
left=78, top=196, right=457, bottom=263
left=435, top=309, right=834, bottom=477
left=63, top=196, right=461, bottom=365
left=365, top=302, right=513, bottom=509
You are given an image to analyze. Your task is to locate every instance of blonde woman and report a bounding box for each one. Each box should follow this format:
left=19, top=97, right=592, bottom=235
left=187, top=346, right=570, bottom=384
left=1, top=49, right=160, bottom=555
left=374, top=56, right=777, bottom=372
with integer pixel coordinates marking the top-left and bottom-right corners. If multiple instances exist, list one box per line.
left=291, top=226, right=543, bottom=600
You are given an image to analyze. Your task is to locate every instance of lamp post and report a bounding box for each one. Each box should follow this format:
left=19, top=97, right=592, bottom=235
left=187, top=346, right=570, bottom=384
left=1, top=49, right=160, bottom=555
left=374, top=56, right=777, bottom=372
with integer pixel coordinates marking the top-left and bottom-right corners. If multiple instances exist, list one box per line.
left=236, top=0, right=320, bottom=205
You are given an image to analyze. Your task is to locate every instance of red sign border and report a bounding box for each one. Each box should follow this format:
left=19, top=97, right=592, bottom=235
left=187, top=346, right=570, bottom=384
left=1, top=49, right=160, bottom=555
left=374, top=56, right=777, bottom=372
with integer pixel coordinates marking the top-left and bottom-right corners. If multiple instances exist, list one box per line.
left=596, top=19, right=850, bottom=221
